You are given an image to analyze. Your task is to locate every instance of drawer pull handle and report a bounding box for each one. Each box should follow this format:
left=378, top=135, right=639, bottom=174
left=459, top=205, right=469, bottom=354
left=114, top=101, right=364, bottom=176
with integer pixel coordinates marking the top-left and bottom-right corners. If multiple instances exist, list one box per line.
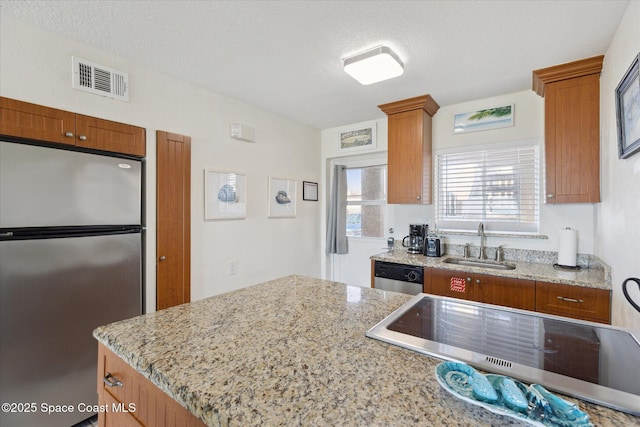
left=65, top=131, right=74, bottom=138
left=557, top=296, right=584, bottom=303
left=79, top=135, right=88, bottom=141
left=103, top=372, right=123, bottom=387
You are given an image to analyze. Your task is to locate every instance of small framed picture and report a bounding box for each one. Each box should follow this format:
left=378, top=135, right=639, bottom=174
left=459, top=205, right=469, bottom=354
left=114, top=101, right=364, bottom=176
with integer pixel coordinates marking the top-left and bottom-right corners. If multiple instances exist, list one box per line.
left=338, top=121, right=377, bottom=152
left=303, top=181, right=318, bottom=201
left=453, top=104, right=514, bottom=134
left=268, top=177, right=296, bottom=218
left=616, top=53, right=640, bottom=159
left=205, top=170, right=246, bottom=220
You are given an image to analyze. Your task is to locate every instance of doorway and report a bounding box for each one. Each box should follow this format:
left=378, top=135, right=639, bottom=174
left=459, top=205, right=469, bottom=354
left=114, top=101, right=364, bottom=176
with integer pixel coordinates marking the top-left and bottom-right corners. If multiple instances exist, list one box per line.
left=156, top=131, right=191, bottom=310
left=328, top=153, right=388, bottom=287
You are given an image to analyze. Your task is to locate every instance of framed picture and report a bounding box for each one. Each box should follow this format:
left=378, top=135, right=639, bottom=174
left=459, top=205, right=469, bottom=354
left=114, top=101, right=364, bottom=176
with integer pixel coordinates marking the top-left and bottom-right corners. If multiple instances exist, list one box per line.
left=303, top=181, right=318, bottom=201
left=205, top=170, right=246, bottom=219
left=338, top=121, right=377, bottom=152
left=268, top=177, right=297, bottom=218
left=454, top=104, right=514, bottom=134
left=616, top=53, right=640, bottom=159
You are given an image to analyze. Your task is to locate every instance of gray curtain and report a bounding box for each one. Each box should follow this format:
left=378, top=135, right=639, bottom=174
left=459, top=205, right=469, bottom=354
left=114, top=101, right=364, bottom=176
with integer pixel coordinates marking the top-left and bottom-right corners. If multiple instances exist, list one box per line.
left=326, top=164, right=348, bottom=254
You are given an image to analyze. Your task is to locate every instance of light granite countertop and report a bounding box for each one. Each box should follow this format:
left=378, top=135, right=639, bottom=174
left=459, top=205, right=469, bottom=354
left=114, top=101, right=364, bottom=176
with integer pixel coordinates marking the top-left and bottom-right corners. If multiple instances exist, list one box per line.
left=371, top=249, right=611, bottom=290
left=93, top=275, right=637, bottom=426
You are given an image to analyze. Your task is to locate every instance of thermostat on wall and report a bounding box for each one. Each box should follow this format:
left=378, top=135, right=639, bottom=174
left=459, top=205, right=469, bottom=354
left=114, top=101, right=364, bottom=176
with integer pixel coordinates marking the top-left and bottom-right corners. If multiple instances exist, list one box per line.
left=230, top=122, right=255, bottom=143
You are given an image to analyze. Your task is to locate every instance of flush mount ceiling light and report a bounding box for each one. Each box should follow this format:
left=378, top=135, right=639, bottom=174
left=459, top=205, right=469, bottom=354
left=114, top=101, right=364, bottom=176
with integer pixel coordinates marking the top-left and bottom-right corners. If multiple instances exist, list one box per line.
left=343, top=45, right=404, bottom=85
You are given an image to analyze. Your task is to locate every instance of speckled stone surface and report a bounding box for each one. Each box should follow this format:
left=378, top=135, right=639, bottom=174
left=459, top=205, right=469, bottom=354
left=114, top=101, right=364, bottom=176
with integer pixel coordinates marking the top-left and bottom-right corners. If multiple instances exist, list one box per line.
left=372, top=248, right=611, bottom=290
left=93, top=275, right=637, bottom=426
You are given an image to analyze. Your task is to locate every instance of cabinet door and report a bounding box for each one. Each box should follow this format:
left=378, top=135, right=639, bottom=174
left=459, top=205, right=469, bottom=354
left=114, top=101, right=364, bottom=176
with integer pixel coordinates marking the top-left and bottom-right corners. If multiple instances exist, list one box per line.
left=76, top=114, right=146, bottom=157
left=0, top=97, right=76, bottom=145
left=424, top=268, right=481, bottom=301
left=475, top=273, right=535, bottom=310
left=544, top=74, right=600, bottom=203
left=387, top=109, right=431, bottom=204
left=536, top=281, right=610, bottom=323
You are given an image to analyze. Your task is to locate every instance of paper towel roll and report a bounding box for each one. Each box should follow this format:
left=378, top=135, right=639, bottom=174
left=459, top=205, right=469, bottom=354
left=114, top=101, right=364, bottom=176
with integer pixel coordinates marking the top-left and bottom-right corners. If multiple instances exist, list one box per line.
left=558, top=228, right=577, bottom=267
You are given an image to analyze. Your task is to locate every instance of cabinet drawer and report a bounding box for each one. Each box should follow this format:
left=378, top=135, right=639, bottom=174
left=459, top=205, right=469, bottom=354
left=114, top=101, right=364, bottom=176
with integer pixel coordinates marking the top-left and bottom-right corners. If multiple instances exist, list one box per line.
left=97, top=343, right=206, bottom=427
left=535, top=282, right=610, bottom=323
left=99, top=345, right=142, bottom=413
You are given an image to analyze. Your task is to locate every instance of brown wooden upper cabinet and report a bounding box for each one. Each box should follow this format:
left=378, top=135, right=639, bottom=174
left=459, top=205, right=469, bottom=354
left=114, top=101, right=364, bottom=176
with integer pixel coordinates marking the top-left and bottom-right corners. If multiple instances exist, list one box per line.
left=378, top=95, right=439, bottom=204
left=532, top=56, right=603, bottom=203
left=0, top=97, right=145, bottom=157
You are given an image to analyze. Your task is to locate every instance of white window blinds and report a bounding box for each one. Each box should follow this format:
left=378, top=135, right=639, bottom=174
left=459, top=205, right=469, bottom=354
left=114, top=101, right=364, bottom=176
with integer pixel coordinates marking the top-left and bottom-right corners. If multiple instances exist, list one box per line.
left=435, top=141, right=540, bottom=233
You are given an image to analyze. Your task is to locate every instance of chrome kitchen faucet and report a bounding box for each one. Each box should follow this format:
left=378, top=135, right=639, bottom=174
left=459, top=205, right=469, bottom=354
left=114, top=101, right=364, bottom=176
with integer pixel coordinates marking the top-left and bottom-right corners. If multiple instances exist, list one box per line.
left=477, top=222, right=486, bottom=259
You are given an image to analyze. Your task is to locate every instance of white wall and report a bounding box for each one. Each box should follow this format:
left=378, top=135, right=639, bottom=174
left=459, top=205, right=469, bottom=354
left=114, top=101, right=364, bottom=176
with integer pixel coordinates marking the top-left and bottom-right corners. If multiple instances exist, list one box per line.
left=596, top=1, right=640, bottom=331
left=0, top=15, right=322, bottom=311
left=432, top=90, right=596, bottom=253
left=322, top=90, right=598, bottom=262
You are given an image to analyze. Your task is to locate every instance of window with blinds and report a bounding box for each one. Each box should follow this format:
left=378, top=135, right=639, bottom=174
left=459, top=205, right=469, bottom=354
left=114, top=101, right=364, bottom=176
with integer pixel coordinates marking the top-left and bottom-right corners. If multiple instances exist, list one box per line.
left=435, top=141, right=540, bottom=233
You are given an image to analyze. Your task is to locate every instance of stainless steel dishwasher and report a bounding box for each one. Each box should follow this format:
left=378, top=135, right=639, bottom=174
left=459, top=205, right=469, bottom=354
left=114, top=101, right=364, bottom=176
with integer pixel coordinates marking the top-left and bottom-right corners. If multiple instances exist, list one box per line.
left=373, top=261, right=424, bottom=295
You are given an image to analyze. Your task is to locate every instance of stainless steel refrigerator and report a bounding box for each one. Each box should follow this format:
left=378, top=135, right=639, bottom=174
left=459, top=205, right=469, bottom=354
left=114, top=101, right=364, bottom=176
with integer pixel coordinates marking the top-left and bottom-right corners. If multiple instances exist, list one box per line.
left=0, top=141, right=143, bottom=427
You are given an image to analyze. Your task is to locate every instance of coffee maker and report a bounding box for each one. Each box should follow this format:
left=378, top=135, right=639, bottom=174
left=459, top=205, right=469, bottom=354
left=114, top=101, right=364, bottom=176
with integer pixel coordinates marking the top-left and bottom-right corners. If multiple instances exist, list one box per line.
left=402, top=224, right=428, bottom=254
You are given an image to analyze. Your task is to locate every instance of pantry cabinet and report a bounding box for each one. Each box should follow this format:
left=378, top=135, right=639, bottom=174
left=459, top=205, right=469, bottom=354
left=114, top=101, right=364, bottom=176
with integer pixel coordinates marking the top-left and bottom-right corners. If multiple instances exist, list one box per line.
left=424, top=267, right=535, bottom=311
left=532, top=56, right=603, bottom=203
left=378, top=94, right=439, bottom=204
left=0, top=97, right=145, bottom=157
left=97, top=343, right=205, bottom=427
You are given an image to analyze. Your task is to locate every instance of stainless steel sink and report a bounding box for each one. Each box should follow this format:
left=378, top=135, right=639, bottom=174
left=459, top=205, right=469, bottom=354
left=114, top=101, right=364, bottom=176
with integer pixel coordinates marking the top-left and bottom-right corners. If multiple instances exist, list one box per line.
left=442, top=257, right=516, bottom=270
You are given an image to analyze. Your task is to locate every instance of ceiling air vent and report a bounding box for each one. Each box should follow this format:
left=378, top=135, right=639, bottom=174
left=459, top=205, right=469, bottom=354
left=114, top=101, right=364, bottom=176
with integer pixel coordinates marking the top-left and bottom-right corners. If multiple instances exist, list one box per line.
left=72, top=56, right=129, bottom=101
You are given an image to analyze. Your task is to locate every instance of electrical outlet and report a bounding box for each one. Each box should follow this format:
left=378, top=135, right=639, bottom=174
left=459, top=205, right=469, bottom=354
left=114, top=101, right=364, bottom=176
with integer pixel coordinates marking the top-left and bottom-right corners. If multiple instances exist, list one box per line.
left=228, top=261, right=238, bottom=275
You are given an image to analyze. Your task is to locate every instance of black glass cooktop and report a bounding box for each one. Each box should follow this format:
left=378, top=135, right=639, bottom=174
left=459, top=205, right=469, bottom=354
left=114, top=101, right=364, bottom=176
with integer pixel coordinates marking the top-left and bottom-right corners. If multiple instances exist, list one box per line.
left=367, top=294, right=640, bottom=415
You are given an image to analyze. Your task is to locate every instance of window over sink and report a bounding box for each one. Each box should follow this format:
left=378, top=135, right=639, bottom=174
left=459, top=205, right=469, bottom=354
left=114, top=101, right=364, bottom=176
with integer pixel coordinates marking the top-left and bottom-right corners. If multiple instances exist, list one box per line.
left=435, top=139, right=540, bottom=233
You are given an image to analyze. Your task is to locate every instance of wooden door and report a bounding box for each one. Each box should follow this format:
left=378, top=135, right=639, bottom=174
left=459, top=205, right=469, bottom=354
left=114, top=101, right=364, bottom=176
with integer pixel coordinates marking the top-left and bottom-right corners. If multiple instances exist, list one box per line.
left=76, top=114, right=146, bottom=157
left=0, top=97, right=76, bottom=145
left=156, top=131, right=191, bottom=310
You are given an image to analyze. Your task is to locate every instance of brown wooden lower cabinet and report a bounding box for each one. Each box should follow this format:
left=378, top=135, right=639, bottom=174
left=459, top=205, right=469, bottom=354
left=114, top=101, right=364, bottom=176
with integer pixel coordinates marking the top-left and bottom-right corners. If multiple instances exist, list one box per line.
left=423, top=268, right=611, bottom=324
left=535, top=281, right=611, bottom=324
left=424, top=268, right=535, bottom=311
left=97, top=343, right=205, bottom=427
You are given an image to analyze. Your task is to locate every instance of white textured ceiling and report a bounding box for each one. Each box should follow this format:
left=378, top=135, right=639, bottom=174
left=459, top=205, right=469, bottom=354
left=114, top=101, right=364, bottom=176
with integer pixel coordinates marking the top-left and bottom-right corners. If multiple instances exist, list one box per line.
left=0, top=0, right=630, bottom=129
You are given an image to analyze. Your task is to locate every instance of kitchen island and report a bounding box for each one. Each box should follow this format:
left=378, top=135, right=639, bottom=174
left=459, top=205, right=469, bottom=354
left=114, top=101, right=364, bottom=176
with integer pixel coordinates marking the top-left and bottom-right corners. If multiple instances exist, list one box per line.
left=93, top=275, right=637, bottom=426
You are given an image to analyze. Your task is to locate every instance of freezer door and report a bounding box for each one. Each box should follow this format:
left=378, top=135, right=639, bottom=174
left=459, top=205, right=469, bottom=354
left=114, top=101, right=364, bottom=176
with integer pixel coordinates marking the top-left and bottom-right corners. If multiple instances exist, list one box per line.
left=0, top=233, right=142, bottom=427
left=0, top=141, right=141, bottom=227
